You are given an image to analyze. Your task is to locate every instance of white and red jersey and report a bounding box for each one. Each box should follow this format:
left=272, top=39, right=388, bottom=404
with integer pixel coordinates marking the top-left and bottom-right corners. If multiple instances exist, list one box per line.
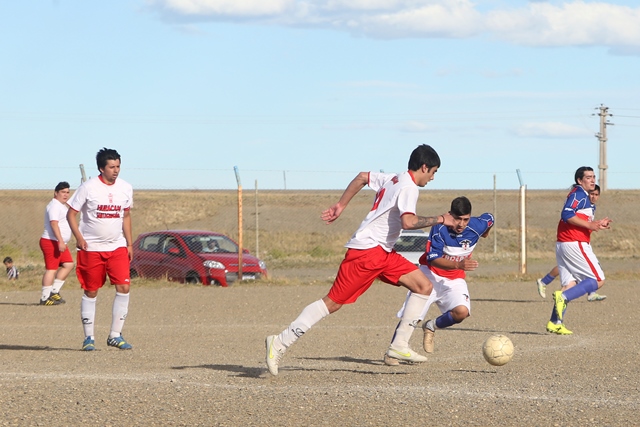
left=557, top=185, right=593, bottom=243
left=68, top=176, right=133, bottom=252
left=345, top=171, right=419, bottom=252
left=41, top=198, right=72, bottom=243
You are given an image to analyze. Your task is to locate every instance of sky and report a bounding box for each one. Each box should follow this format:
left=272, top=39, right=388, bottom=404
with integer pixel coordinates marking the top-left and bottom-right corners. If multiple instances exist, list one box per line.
left=1, top=0, right=640, bottom=191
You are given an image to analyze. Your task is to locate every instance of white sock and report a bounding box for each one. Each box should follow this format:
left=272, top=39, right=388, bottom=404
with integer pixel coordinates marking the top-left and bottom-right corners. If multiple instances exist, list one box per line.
left=81, top=295, right=97, bottom=338
left=391, top=292, right=429, bottom=349
left=278, top=299, right=330, bottom=348
left=110, top=292, right=130, bottom=338
left=51, top=279, right=65, bottom=294
left=41, top=286, right=53, bottom=301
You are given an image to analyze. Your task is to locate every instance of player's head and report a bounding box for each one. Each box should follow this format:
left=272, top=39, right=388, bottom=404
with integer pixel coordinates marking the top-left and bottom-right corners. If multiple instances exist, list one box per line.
left=408, top=145, right=441, bottom=187
left=589, top=184, right=600, bottom=204
left=574, top=166, right=596, bottom=191
left=96, top=148, right=121, bottom=172
left=54, top=181, right=70, bottom=192
left=449, top=196, right=472, bottom=233
left=54, top=181, right=71, bottom=202
left=96, top=148, right=122, bottom=184
left=408, top=144, right=440, bottom=172
left=3, top=256, right=13, bottom=266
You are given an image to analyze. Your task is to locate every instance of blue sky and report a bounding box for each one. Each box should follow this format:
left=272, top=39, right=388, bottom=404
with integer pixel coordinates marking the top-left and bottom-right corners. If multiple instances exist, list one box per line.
left=1, top=0, right=640, bottom=190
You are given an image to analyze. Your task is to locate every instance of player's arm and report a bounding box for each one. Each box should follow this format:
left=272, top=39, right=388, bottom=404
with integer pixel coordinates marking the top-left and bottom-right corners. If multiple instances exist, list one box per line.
left=430, top=256, right=479, bottom=271
left=123, top=209, right=133, bottom=261
left=566, top=215, right=609, bottom=232
left=49, top=220, right=67, bottom=252
left=402, top=212, right=454, bottom=230
left=67, top=207, right=87, bottom=251
left=321, top=172, right=369, bottom=224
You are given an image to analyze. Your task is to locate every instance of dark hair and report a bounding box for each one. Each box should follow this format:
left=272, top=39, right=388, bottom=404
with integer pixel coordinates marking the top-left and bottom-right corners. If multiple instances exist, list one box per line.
left=592, top=184, right=600, bottom=193
left=574, top=166, right=594, bottom=184
left=3, top=257, right=12, bottom=264
left=408, top=144, right=441, bottom=172
left=54, top=181, right=70, bottom=192
left=450, top=196, right=472, bottom=216
left=96, top=148, right=121, bottom=171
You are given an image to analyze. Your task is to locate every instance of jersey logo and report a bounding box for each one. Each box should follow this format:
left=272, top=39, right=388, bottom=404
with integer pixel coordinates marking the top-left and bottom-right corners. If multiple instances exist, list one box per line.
left=460, top=239, right=472, bottom=250
left=391, top=176, right=399, bottom=184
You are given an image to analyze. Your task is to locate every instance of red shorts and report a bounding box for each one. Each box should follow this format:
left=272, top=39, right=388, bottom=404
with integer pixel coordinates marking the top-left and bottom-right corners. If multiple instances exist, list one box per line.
left=76, top=247, right=131, bottom=292
left=39, top=238, right=74, bottom=270
left=327, top=246, right=418, bottom=305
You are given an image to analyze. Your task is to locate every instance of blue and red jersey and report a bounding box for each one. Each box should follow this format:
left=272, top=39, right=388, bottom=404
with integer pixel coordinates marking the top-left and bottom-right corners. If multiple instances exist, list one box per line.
left=557, top=185, right=594, bottom=243
left=418, top=213, right=494, bottom=280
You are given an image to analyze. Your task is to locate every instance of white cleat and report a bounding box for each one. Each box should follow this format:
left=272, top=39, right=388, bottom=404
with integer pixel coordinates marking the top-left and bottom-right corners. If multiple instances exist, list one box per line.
left=265, top=335, right=286, bottom=376
left=536, top=278, right=546, bottom=299
left=385, top=346, right=427, bottom=363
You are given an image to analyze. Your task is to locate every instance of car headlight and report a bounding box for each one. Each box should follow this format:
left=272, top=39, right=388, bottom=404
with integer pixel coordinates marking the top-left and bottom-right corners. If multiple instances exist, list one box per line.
left=259, top=260, right=267, bottom=270
left=203, top=260, right=225, bottom=269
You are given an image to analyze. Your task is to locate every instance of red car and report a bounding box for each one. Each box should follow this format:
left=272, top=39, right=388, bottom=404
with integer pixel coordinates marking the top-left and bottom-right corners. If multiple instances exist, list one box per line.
left=130, top=230, right=267, bottom=286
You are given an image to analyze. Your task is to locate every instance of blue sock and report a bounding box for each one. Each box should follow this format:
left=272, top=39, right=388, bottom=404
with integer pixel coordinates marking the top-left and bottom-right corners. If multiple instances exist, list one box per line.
left=550, top=306, right=558, bottom=323
left=563, top=278, right=598, bottom=301
left=435, top=311, right=457, bottom=329
left=541, top=273, right=556, bottom=285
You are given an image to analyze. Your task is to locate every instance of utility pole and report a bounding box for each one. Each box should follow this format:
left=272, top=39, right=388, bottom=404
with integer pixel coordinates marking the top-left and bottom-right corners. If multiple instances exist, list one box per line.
left=594, top=105, right=613, bottom=192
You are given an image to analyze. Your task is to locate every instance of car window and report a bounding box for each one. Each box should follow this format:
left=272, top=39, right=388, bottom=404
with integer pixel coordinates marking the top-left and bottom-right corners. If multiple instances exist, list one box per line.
left=186, top=235, right=238, bottom=254
left=394, top=235, right=428, bottom=252
left=162, top=237, right=183, bottom=255
left=140, top=235, right=163, bottom=253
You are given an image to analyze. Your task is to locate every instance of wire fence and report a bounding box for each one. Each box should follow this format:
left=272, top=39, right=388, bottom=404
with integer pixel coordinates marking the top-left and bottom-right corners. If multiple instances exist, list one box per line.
left=1, top=173, right=638, bottom=286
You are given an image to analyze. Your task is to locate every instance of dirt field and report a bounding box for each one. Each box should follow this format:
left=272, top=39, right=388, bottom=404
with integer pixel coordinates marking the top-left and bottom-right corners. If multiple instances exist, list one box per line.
left=1, top=269, right=638, bottom=426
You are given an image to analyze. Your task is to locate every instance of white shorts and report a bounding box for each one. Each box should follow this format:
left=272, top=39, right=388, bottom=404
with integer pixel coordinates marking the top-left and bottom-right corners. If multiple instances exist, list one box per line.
left=396, top=265, right=471, bottom=320
left=555, top=241, right=605, bottom=286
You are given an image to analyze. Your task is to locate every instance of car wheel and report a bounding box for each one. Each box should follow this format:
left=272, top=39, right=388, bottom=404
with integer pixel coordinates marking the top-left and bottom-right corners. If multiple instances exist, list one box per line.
left=185, top=272, right=201, bottom=285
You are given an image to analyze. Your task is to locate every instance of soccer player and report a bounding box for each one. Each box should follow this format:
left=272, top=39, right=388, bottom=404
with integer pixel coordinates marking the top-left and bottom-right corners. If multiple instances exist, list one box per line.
left=547, top=167, right=611, bottom=335
left=385, top=196, right=494, bottom=364
left=536, top=185, right=606, bottom=302
left=67, top=148, right=134, bottom=351
left=39, top=181, right=75, bottom=306
left=265, top=144, right=454, bottom=376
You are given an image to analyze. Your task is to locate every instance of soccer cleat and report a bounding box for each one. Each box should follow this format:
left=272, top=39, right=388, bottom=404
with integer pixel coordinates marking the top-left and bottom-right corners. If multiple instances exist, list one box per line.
left=82, top=337, right=95, bottom=351
left=39, top=297, right=61, bottom=306
left=49, top=293, right=66, bottom=304
left=107, top=336, right=132, bottom=350
left=385, top=346, right=427, bottom=363
left=552, top=291, right=567, bottom=321
left=422, top=319, right=435, bottom=353
left=546, top=321, right=573, bottom=335
left=383, top=353, right=400, bottom=366
left=536, top=278, right=546, bottom=299
left=587, top=293, right=607, bottom=302
left=265, top=335, right=286, bottom=376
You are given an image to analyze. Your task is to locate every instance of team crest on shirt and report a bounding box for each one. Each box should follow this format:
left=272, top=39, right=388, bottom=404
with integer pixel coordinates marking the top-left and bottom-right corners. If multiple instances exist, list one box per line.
left=460, top=239, right=472, bottom=250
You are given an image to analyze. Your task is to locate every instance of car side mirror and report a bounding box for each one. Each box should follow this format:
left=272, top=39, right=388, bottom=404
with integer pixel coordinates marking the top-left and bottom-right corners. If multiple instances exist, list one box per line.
left=168, top=247, right=180, bottom=255
left=243, top=248, right=250, bottom=254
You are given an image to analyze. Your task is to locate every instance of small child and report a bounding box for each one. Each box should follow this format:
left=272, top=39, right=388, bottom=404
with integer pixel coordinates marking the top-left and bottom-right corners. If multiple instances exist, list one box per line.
left=3, top=257, right=19, bottom=280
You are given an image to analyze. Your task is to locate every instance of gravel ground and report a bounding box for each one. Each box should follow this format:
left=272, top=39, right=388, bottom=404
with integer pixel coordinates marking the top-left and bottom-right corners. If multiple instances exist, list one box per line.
left=1, top=276, right=638, bottom=426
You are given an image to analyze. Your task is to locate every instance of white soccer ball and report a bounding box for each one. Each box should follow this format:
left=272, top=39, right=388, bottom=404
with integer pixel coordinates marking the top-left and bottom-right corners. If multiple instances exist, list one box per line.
left=482, top=334, right=514, bottom=366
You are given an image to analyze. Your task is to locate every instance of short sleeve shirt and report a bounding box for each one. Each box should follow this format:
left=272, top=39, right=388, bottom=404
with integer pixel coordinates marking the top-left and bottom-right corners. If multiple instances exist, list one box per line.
left=68, top=176, right=133, bottom=252
left=345, top=171, right=419, bottom=252
left=41, top=198, right=72, bottom=243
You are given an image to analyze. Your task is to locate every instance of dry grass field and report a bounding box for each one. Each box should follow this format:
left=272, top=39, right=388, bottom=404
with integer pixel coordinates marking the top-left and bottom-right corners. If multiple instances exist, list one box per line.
left=0, top=189, right=638, bottom=426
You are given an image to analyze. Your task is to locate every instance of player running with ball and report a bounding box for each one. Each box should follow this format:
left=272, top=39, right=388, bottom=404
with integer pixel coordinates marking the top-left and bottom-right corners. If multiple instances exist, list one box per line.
left=385, top=196, right=493, bottom=364
left=547, top=167, right=611, bottom=335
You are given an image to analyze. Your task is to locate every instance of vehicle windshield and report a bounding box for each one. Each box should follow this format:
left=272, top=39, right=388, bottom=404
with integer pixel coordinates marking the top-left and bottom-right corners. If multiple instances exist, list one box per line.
left=394, top=235, right=428, bottom=252
left=185, top=235, right=238, bottom=254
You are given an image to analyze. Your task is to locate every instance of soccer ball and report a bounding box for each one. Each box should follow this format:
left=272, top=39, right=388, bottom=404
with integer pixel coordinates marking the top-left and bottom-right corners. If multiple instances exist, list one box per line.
left=482, top=334, right=514, bottom=366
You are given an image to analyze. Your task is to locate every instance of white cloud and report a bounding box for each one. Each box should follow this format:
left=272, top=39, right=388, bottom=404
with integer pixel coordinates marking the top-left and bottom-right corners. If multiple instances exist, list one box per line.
left=511, top=121, right=593, bottom=138
left=146, top=1, right=640, bottom=51
left=398, top=121, right=436, bottom=132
